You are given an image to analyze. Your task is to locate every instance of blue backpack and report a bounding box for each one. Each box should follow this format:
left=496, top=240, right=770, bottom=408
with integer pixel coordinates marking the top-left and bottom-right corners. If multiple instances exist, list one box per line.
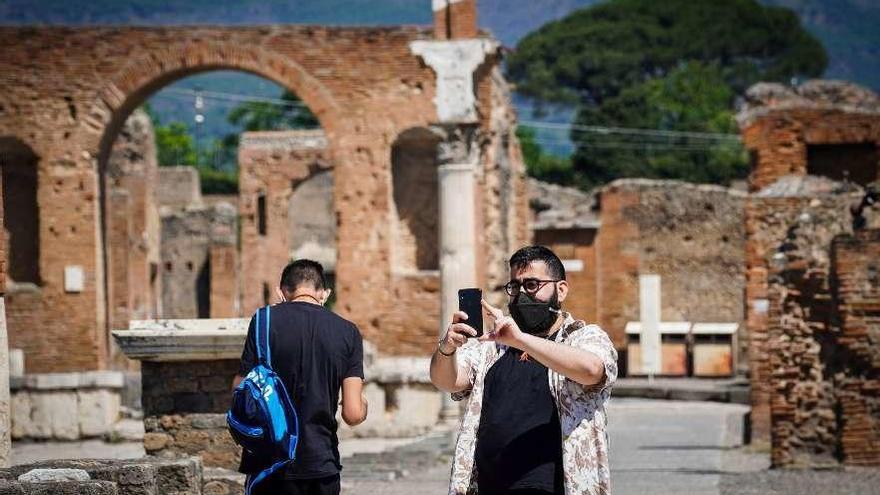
left=227, top=305, right=299, bottom=495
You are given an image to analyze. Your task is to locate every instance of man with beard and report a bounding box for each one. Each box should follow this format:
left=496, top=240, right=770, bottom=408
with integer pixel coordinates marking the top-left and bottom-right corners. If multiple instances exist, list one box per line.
left=430, top=245, right=618, bottom=495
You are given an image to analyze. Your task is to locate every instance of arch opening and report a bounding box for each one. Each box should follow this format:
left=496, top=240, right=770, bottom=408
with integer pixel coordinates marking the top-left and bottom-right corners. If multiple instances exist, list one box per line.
left=0, top=137, right=41, bottom=287
left=391, top=127, right=441, bottom=273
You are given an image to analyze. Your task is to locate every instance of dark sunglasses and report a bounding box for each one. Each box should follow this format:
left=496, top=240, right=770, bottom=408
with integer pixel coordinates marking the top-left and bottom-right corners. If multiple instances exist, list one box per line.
left=503, top=278, right=559, bottom=296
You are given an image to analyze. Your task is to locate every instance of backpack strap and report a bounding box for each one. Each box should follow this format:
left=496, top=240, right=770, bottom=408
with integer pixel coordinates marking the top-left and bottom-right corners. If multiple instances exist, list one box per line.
left=255, top=305, right=272, bottom=368
left=245, top=458, right=290, bottom=495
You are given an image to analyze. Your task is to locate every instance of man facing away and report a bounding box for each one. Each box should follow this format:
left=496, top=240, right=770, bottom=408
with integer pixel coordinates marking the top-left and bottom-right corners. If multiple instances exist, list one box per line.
left=234, top=259, right=368, bottom=495
left=430, top=245, right=618, bottom=495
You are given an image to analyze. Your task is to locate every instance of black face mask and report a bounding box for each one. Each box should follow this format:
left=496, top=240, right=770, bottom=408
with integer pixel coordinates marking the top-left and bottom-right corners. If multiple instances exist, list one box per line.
left=508, top=288, right=561, bottom=335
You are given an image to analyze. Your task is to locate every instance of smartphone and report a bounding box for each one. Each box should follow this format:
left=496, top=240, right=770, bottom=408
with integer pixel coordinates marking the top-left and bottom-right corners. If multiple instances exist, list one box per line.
left=458, top=288, right=484, bottom=338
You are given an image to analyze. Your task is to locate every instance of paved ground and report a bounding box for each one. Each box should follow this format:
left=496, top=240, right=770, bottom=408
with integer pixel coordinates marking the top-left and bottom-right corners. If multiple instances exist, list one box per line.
left=608, top=399, right=758, bottom=495
left=11, top=399, right=880, bottom=494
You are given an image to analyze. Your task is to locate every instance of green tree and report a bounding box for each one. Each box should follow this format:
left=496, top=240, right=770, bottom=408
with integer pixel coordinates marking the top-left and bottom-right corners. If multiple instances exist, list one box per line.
left=154, top=121, right=198, bottom=167
left=506, top=0, right=827, bottom=188
left=516, top=126, right=578, bottom=186
left=574, top=62, right=749, bottom=187
left=227, top=90, right=318, bottom=131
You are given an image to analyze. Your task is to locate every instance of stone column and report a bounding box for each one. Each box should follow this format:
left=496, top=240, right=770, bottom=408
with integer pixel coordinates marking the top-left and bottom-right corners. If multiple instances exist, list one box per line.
left=433, top=126, right=480, bottom=421
left=435, top=124, right=480, bottom=329
left=411, top=22, right=497, bottom=422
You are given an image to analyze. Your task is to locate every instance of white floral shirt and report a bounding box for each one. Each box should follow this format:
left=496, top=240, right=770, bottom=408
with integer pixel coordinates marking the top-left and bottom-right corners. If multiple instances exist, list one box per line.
left=448, top=314, right=618, bottom=495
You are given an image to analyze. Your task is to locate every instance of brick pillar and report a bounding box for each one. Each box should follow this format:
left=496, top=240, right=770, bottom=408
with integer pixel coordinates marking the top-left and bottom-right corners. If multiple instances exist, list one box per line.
left=595, top=186, right=641, bottom=350
left=209, top=245, right=238, bottom=318
left=433, top=0, right=478, bottom=40
left=108, top=190, right=132, bottom=368
left=0, top=169, right=9, bottom=467
left=831, top=229, right=880, bottom=466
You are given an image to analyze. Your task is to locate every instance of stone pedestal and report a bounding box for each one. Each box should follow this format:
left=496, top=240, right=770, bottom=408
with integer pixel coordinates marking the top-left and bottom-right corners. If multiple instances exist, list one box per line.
left=114, top=318, right=447, bottom=467
left=114, top=318, right=249, bottom=469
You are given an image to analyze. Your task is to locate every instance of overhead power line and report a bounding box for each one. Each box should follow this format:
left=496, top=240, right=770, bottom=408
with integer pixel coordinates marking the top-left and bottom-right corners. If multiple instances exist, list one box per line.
left=157, top=87, right=312, bottom=110
left=151, top=87, right=741, bottom=145
left=519, top=120, right=741, bottom=142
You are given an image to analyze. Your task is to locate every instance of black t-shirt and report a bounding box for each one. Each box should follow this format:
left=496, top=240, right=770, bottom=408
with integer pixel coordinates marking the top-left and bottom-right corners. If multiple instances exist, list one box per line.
left=475, top=346, right=564, bottom=495
left=238, top=301, right=364, bottom=479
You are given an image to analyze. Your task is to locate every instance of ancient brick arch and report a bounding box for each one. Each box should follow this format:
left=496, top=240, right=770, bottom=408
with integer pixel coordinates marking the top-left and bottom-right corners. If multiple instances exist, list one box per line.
left=85, top=40, right=342, bottom=171
left=0, top=26, right=445, bottom=371
left=0, top=21, right=531, bottom=372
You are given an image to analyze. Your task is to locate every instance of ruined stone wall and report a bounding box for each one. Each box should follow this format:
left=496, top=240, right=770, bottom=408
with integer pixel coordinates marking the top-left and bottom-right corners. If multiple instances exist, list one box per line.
left=141, top=360, right=240, bottom=468
left=238, top=131, right=332, bottom=315
left=0, top=170, right=8, bottom=468
left=830, top=230, right=880, bottom=466
left=759, top=188, right=880, bottom=467
left=738, top=80, right=880, bottom=446
left=105, top=109, right=160, bottom=368
left=739, top=81, right=880, bottom=191
left=529, top=179, right=601, bottom=324
left=0, top=457, right=203, bottom=495
left=0, top=169, right=4, bottom=295
left=157, top=166, right=203, bottom=209
left=160, top=203, right=237, bottom=319
left=595, top=180, right=747, bottom=354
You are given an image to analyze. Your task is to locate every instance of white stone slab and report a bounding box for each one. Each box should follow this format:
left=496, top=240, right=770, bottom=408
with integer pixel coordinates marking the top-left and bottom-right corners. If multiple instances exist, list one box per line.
left=63, top=265, right=84, bottom=293
left=639, top=274, right=662, bottom=375
left=19, top=468, right=90, bottom=482
left=561, top=259, right=584, bottom=273
left=692, top=323, right=739, bottom=335
left=625, top=321, right=692, bottom=335
left=113, top=318, right=249, bottom=362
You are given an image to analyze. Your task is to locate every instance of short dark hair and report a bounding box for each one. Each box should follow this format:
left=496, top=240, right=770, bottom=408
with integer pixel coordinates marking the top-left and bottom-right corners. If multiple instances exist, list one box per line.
left=509, top=245, right=566, bottom=280
left=280, top=259, right=326, bottom=291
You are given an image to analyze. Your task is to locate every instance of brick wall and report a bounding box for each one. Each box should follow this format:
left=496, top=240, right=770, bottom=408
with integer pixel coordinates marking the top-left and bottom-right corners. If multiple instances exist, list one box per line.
left=160, top=203, right=237, bottom=319
left=433, top=0, right=478, bottom=40
left=209, top=246, right=238, bottom=318
left=0, top=168, right=4, bottom=296
left=759, top=190, right=880, bottom=467
left=238, top=131, right=332, bottom=315
left=140, top=360, right=240, bottom=469
left=832, top=230, right=880, bottom=466
left=0, top=22, right=525, bottom=368
left=534, top=228, right=599, bottom=324
left=592, top=180, right=746, bottom=355
left=738, top=80, right=880, bottom=446
left=738, top=81, right=880, bottom=192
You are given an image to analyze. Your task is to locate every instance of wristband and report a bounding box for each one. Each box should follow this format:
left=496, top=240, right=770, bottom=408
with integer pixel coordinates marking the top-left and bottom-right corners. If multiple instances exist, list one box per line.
left=437, top=339, right=456, bottom=357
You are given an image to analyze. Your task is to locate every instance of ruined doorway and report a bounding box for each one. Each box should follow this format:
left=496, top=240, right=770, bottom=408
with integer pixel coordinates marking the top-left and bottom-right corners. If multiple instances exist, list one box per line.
left=807, top=143, right=879, bottom=186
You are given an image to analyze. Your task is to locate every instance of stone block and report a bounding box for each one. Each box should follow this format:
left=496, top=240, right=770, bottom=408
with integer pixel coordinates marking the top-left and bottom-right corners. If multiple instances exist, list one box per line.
left=79, top=372, right=125, bottom=389
left=78, top=390, right=121, bottom=437
left=18, top=481, right=119, bottom=495
left=143, top=433, right=173, bottom=453
left=154, top=457, right=202, bottom=495
left=391, top=385, right=442, bottom=433
left=33, top=392, right=80, bottom=440
left=202, top=467, right=244, bottom=495
left=10, top=392, right=33, bottom=439
left=18, top=468, right=90, bottom=482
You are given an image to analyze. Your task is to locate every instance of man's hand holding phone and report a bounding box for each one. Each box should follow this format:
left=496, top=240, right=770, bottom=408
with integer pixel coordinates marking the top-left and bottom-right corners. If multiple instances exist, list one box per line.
left=438, top=311, right=478, bottom=356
